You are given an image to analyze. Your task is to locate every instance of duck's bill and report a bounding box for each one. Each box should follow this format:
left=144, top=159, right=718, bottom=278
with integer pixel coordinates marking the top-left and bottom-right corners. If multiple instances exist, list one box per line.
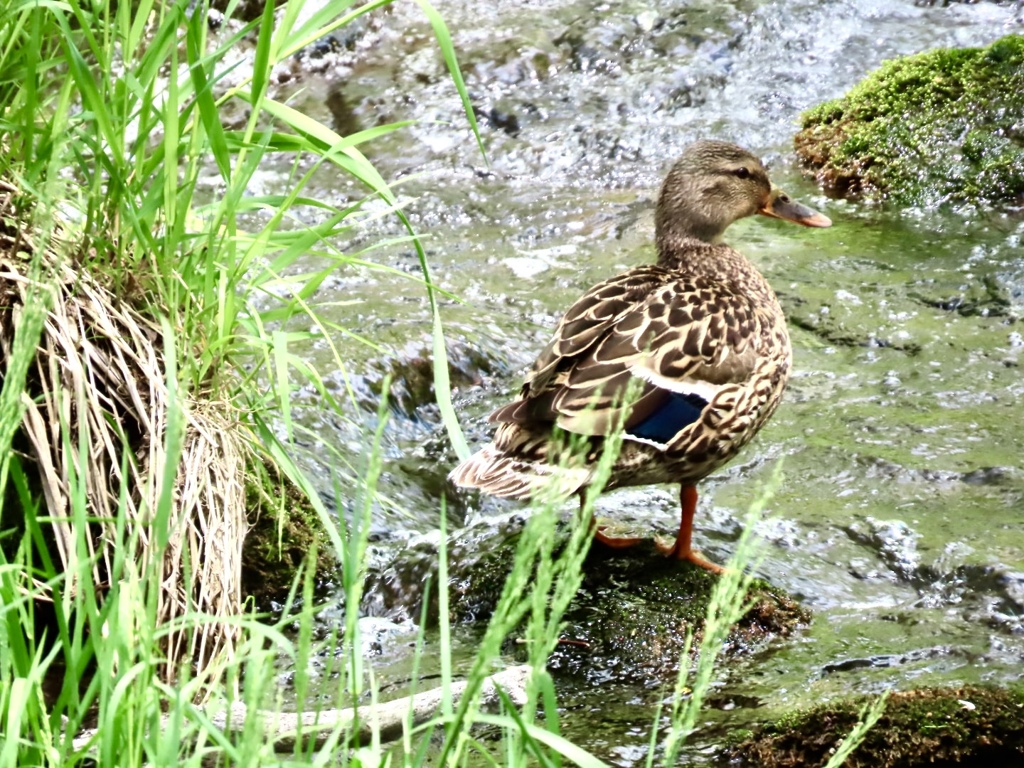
left=758, top=189, right=832, bottom=228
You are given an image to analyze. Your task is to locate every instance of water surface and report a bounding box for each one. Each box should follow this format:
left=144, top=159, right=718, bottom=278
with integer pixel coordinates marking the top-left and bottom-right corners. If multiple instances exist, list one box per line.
left=278, top=0, right=1024, bottom=762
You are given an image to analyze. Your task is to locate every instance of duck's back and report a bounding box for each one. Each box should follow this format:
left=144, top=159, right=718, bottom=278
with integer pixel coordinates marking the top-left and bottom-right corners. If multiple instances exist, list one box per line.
left=450, top=242, right=791, bottom=499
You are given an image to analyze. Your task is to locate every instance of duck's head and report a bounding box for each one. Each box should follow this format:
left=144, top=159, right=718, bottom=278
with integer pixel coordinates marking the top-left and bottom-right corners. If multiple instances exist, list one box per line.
left=656, top=140, right=831, bottom=246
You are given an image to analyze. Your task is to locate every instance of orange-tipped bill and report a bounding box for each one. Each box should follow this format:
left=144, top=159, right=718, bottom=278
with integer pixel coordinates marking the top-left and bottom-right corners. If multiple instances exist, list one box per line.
left=759, top=187, right=832, bottom=228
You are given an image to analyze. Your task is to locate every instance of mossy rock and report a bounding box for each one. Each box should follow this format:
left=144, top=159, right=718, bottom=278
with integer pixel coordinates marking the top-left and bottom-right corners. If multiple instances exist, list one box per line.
left=363, top=513, right=809, bottom=686
left=795, top=34, right=1024, bottom=207
left=537, top=544, right=808, bottom=685
left=728, top=685, right=1024, bottom=767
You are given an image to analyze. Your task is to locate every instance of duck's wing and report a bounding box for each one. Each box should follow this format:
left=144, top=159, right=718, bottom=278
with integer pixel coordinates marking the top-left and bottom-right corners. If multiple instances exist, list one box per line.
left=491, top=268, right=770, bottom=448
left=489, top=266, right=667, bottom=426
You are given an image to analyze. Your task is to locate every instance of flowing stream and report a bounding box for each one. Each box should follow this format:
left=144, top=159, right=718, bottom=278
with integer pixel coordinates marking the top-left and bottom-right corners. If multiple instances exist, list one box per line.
left=270, top=0, right=1024, bottom=762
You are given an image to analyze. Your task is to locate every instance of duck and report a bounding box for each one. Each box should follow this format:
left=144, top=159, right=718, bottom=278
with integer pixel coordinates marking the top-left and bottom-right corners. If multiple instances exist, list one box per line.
left=449, top=140, right=831, bottom=572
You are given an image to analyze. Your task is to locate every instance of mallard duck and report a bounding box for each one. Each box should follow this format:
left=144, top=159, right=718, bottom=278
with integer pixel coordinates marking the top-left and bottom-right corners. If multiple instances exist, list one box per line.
left=450, top=140, right=831, bottom=572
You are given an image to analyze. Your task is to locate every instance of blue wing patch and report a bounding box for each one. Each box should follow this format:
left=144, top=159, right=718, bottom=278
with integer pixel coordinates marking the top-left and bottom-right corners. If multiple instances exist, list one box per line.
left=626, top=391, right=708, bottom=444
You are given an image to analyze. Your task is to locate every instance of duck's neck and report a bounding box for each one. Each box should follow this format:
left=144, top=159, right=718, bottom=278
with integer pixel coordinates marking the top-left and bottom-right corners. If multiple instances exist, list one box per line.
left=659, top=219, right=727, bottom=246
left=656, top=233, right=774, bottom=306
left=654, top=191, right=733, bottom=247
left=655, top=232, right=724, bottom=272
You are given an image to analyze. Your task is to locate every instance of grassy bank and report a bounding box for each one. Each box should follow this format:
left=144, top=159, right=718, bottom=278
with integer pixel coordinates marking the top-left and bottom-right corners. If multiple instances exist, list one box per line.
left=0, top=0, right=481, bottom=762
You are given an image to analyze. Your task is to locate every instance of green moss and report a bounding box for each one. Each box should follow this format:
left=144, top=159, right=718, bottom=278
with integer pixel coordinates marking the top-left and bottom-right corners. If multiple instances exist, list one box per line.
left=241, top=459, right=336, bottom=607
left=729, top=684, right=1024, bottom=767
left=536, top=546, right=808, bottom=684
left=795, top=34, right=1024, bottom=207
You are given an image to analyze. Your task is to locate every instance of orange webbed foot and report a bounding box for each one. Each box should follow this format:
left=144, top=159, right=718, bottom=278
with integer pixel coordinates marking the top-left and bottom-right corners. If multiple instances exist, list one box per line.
left=653, top=534, right=725, bottom=574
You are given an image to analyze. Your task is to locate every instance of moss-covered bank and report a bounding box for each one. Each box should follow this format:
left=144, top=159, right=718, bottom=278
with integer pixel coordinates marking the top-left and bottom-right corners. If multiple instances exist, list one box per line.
left=795, top=34, right=1024, bottom=207
left=241, top=463, right=336, bottom=608
left=729, top=685, right=1024, bottom=767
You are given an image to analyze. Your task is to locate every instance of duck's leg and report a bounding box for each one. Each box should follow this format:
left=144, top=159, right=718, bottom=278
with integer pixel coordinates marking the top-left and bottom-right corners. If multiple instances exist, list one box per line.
left=583, top=491, right=647, bottom=549
left=654, top=485, right=724, bottom=573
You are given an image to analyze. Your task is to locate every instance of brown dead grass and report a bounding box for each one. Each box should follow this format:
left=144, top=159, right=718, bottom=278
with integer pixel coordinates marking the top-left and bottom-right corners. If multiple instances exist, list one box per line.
left=0, top=178, right=249, bottom=678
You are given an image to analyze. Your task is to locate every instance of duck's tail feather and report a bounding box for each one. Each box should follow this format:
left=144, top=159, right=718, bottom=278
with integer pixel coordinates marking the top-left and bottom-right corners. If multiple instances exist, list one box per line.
left=449, top=444, right=591, bottom=501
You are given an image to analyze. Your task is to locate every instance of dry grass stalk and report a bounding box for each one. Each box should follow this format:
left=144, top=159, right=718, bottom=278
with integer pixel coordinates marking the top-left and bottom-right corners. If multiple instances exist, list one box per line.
left=0, top=180, right=249, bottom=678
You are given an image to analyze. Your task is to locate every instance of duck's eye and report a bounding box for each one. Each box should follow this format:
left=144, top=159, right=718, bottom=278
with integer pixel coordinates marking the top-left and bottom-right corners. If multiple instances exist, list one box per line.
left=733, top=167, right=751, bottom=179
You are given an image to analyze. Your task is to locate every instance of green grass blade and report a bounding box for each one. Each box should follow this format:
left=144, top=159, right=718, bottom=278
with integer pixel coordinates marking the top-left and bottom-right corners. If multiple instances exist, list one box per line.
left=431, top=304, right=470, bottom=460
left=823, top=693, right=889, bottom=768
left=414, top=0, right=487, bottom=164
left=273, top=0, right=393, bottom=62
left=186, top=10, right=231, bottom=180
left=1, top=677, right=31, bottom=764
left=477, top=710, right=612, bottom=768
left=250, top=0, right=276, bottom=106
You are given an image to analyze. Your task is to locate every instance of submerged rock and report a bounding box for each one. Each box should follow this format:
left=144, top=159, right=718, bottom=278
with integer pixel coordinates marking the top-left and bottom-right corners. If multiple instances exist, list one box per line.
left=727, top=684, right=1024, bottom=767
left=795, top=34, right=1024, bottom=207
left=357, top=337, right=508, bottom=419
